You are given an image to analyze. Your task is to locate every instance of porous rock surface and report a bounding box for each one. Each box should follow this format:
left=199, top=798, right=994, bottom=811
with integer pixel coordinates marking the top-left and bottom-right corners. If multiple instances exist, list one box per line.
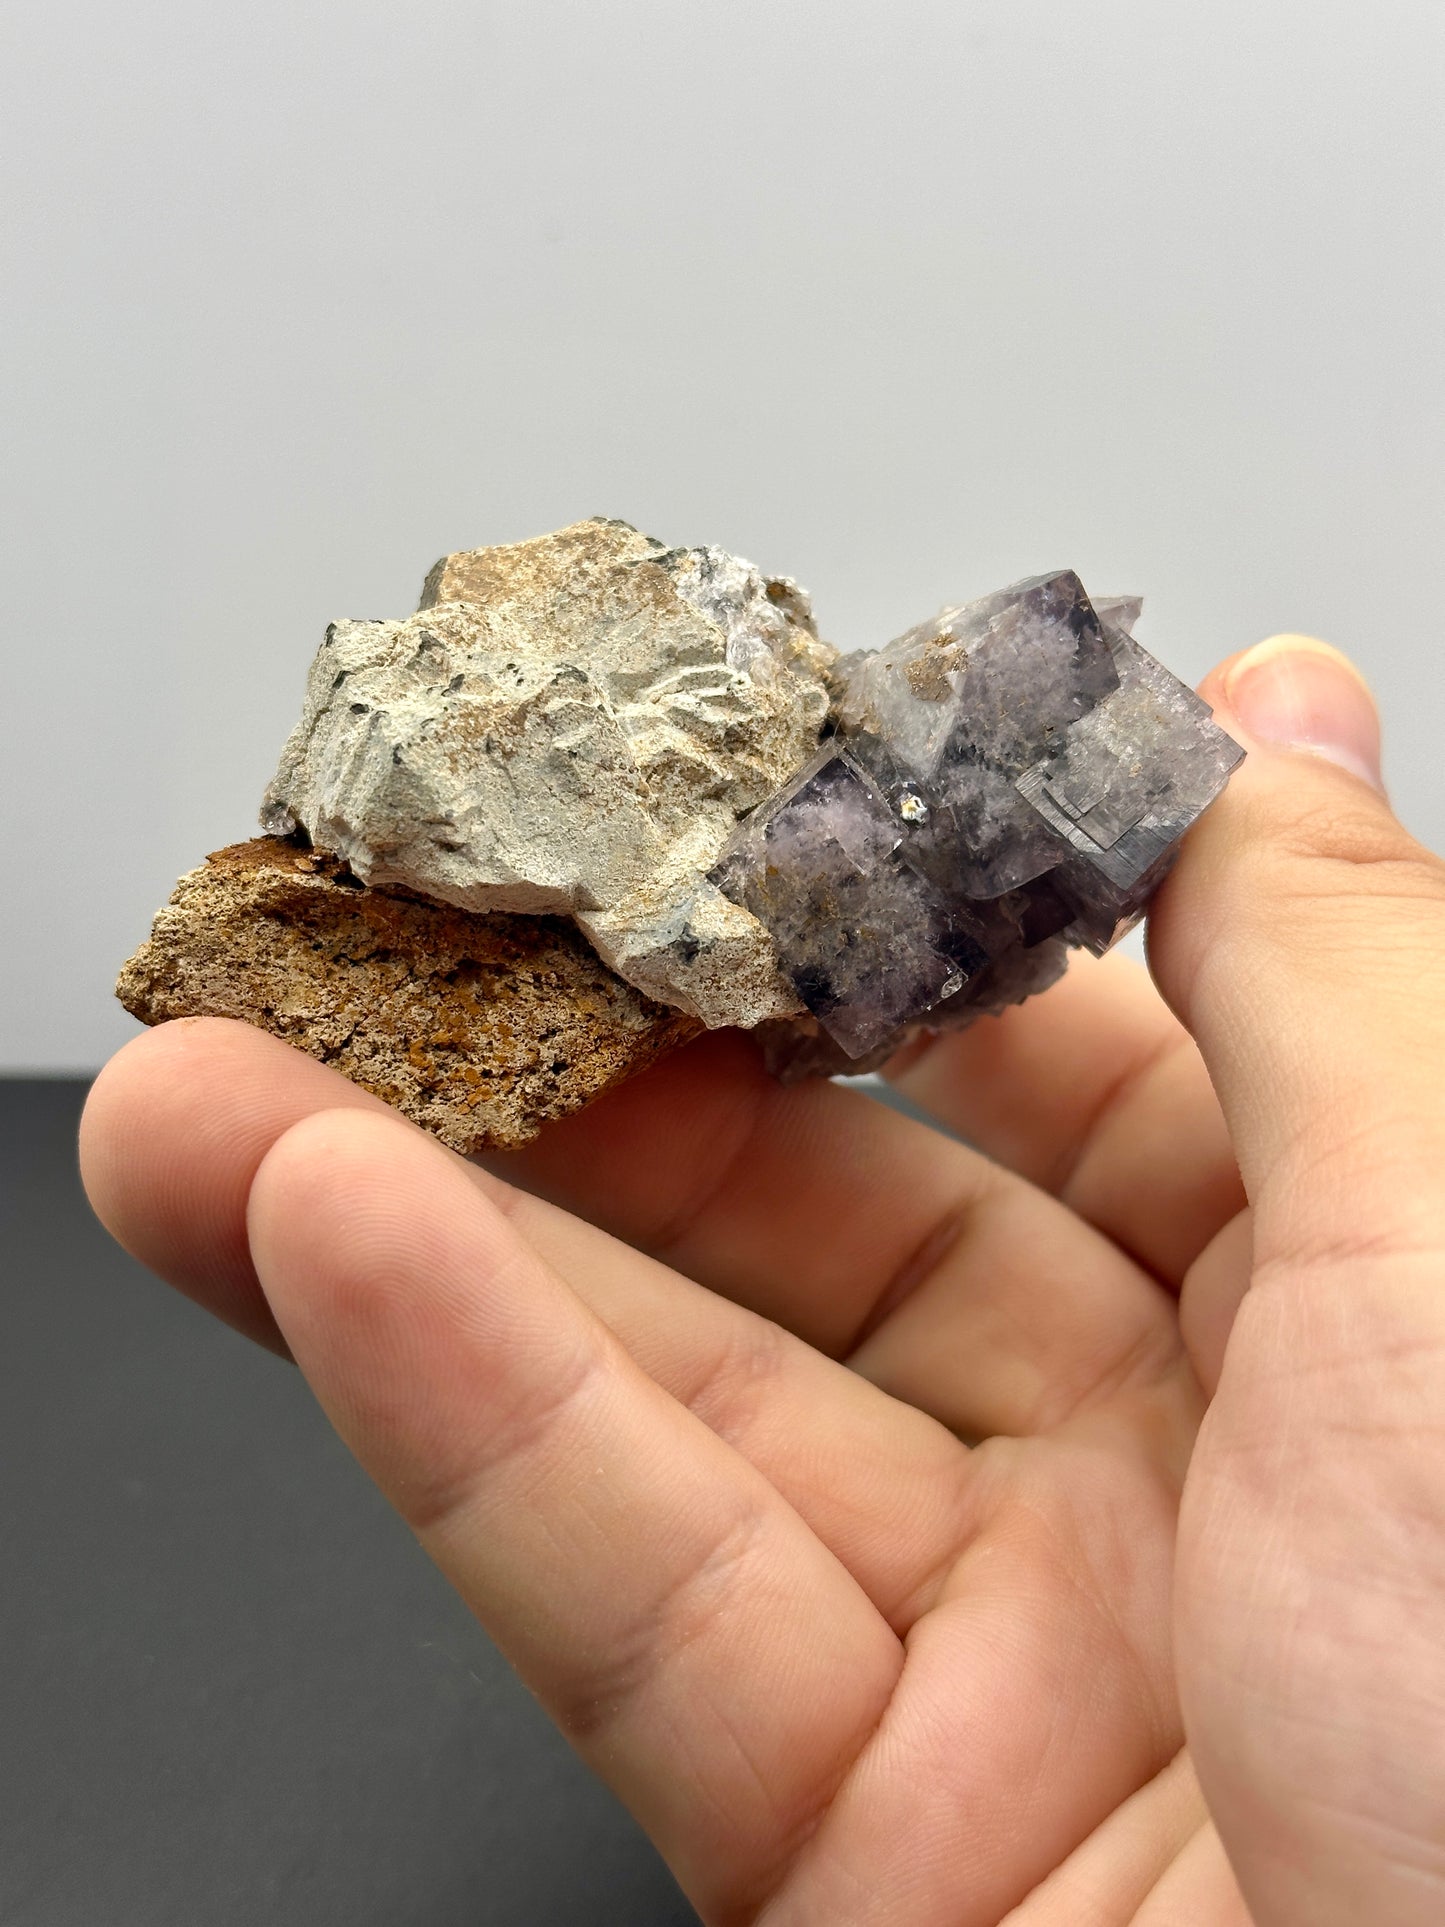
left=263, top=518, right=833, bottom=1029
left=116, top=839, right=698, bottom=1152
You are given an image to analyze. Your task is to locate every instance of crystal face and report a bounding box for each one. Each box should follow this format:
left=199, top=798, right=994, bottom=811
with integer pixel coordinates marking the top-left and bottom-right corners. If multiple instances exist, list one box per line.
left=711, top=749, right=989, bottom=1057
left=712, top=571, right=1244, bottom=1066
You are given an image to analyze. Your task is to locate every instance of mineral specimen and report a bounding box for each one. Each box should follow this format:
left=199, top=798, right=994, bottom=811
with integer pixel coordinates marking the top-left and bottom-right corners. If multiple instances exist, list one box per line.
left=118, top=525, right=1243, bottom=1148
left=263, top=518, right=832, bottom=1029
left=116, top=839, right=698, bottom=1151
left=712, top=570, right=1243, bottom=1065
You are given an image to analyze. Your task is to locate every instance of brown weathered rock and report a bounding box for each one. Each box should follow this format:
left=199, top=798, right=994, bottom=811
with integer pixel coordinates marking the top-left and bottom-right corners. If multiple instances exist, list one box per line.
left=116, top=839, right=699, bottom=1152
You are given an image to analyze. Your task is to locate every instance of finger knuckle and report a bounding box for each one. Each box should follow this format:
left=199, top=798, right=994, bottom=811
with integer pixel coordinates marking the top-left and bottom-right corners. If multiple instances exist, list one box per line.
left=681, top=1314, right=790, bottom=1448
left=1264, top=793, right=1445, bottom=911
left=403, top=1335, right=607, bottom=1536
left=550, top=1503, right=774, bottom=1744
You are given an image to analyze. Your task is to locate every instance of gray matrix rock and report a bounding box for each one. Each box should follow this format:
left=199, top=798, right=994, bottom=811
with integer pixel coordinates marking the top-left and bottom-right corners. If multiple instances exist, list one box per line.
left=264, top=519, right=834, bottom=1029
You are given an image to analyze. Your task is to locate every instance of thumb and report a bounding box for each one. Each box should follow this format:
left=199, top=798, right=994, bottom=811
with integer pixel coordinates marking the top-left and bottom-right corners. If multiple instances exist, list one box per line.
left=1149, top=633, right=1445, bottom=1271
left=1151, top=635, right=1445, bottom=1927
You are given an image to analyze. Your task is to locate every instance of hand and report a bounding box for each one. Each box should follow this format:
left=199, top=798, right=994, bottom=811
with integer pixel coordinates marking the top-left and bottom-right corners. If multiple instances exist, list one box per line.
left=81, top=633, right=1445, bottom=1925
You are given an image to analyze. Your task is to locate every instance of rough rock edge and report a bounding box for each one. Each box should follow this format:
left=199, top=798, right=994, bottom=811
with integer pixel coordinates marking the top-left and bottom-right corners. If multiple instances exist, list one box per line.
left=261, top=518, right=823, bottom=1031
left=115, top=839, right=700, bottom=1153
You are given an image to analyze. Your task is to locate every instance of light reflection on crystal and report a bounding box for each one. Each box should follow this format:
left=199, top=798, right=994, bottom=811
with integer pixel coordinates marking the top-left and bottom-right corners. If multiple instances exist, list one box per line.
left=713, top=571, right=1242, bottom=1069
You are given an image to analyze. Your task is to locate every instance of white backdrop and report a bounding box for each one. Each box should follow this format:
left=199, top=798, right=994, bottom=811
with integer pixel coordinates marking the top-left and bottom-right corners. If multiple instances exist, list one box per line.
left=4, top=0, right=1442, bottom=1069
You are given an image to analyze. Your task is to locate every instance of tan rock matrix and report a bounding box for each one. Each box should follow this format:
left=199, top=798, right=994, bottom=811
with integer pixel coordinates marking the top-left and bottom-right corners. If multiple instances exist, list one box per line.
left=263, top=517, right=833, bottom=1029
left=117, top=839, right=698, bottom=1152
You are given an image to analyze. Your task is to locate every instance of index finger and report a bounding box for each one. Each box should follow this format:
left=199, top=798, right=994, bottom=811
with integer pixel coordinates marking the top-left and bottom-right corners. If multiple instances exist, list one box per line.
left=248, top=1107, right=903, bottom=1924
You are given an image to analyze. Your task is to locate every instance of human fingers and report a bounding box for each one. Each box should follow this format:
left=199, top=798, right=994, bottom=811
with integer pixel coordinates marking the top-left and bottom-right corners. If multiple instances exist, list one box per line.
left=91, top=999, right=1182, bottom=1455
left=495, top=1031, right=1187, bottom=1443
left=1000, top=1749, right=1207, bottom=1925
left=1128, top=1823, right=1252, bottom=1927
left=81, top=1018, right=981, bottom=1629
left=247, top=1108, right=903, bottom=1922
left=1151, top=634, right=1445, bottom=1261
left=1176, top=1208, right=1253, bottom=1397
left=885, top=950, right=1244, bottom=1286
left=87, top=1021, right=1166, bottom=1444
left=89, top=1030, right=1197, bottom=1923
left=1153, top=636, right=1445, bottom=1926
left=762, top=1422, right=1186, bottom=1925
left=81, top=1018, right=383, bottom=1352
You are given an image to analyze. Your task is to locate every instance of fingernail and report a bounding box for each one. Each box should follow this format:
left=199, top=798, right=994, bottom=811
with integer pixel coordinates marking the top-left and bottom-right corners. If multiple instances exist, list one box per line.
left=1223, top=634, right=1383, bottom=790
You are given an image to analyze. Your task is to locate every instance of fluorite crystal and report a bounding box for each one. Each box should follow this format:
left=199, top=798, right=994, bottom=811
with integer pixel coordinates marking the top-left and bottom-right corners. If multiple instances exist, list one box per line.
left=713, top=571, right=1243, bottom=1068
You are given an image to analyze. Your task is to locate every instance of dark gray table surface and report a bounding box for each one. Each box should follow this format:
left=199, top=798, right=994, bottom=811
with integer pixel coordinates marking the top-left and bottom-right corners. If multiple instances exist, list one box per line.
left=1, top=1079, right=697, bottom=1925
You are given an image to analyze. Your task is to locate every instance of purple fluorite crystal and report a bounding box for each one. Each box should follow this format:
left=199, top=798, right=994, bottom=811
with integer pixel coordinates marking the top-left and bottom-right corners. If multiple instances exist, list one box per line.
left=710, top=749, right=989, bottom=1058
left=712, top=571, right=1243, bottom=1070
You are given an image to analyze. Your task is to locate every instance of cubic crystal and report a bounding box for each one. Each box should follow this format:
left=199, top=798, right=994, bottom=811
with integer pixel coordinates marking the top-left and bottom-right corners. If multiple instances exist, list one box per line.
left=714, top=571, right=1242, bottom=1065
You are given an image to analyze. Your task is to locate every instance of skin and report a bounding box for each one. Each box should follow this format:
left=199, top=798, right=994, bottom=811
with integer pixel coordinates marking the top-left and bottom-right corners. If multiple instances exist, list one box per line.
left=81, top=639, right=1445, bottom=1925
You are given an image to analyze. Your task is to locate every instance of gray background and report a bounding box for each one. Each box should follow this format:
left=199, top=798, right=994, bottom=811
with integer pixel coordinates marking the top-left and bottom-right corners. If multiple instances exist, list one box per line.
left=4, top=0, right=1444, bottom=1071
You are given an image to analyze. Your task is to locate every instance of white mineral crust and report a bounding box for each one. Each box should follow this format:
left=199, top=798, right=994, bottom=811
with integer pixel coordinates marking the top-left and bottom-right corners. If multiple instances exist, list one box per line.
left=262, top=518, right=834, bottom=1027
